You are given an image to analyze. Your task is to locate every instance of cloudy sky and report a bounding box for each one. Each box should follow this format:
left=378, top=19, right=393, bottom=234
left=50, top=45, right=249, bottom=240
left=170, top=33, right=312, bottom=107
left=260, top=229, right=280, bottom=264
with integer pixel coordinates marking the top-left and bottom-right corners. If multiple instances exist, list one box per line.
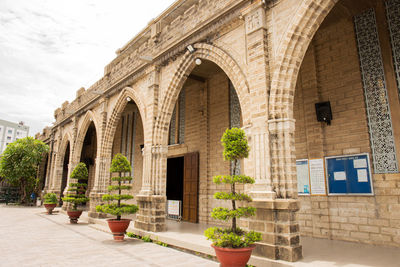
left=0, top=0, right=175, bottom=136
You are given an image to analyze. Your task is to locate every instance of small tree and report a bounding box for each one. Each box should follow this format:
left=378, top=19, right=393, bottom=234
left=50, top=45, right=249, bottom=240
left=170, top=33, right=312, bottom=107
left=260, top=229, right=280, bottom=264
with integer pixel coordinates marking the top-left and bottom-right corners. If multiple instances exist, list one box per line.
left=0, top=137, right=49, bottom=204
left=205, top=128, right=261, bottom=248
left=62, top=163, right=89, bottom=210
left=96, top=154, right=138, bottom=220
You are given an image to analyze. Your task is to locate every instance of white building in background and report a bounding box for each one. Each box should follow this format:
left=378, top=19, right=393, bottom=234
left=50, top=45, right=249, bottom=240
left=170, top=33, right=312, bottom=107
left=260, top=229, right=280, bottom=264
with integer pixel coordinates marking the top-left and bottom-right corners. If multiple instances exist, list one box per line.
left=0, top=119, right=29, bottom=153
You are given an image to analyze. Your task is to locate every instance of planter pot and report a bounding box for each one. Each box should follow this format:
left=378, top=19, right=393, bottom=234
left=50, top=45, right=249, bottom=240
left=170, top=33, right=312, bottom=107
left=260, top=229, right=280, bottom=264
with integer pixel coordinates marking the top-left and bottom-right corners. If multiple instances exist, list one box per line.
left=107, top=219, right=131, bottom=241
left=67, top=210, right=83, bottom=224
left=211, top=244, right=255, bottom=267
left=44, top=203, right=56, bottom=215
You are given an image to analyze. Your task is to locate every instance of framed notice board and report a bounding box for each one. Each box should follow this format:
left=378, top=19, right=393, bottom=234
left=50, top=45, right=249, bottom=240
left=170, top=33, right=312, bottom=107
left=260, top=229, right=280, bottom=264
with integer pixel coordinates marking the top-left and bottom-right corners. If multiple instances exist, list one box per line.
left=325, top=153, right=373, bottom=195
left=296, top=159, right=310, bottom=195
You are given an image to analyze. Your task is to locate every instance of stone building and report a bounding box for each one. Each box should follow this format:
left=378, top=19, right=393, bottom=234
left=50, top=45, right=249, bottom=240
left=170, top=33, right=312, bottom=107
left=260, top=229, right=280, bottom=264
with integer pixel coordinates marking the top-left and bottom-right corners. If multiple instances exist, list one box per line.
left=37, top=0, right=400, bottom=262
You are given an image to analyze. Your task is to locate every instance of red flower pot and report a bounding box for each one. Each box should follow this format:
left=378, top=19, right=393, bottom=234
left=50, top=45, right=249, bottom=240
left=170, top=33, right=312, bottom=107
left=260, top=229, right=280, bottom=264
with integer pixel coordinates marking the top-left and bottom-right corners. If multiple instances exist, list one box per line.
left=44, top=204, right=56, bottom=215
left=212, top=244, right=255, bottom=267
left=107, top=219, right=131, bottom=241
left=67, top=210, right=83, bottom=224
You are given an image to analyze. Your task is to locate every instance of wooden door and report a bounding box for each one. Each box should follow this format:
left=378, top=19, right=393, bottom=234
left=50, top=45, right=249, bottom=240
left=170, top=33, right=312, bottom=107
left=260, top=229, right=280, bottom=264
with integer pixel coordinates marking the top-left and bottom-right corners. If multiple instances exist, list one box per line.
left=183, top=152, right=199, bottom=223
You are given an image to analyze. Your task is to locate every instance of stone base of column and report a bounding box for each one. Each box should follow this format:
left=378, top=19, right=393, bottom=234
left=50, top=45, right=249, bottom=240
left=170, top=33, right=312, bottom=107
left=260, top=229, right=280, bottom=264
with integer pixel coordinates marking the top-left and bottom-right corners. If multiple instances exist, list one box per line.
left=134, top=195, right=166, bottom=232
left=241, top=199, right=302, bottom=262
left=87, top=190, right=108, bottom=218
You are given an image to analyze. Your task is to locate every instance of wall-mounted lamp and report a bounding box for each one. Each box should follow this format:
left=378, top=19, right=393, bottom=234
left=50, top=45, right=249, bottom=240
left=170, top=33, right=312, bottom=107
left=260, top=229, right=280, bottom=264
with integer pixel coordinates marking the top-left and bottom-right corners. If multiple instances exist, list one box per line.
left=315, top=101, right=332, bottom=125
left=126, top=97, right=132, bottom=102
left=195, top=58, right=202, bottom=65
left=187, top=45, right=195, bottom=53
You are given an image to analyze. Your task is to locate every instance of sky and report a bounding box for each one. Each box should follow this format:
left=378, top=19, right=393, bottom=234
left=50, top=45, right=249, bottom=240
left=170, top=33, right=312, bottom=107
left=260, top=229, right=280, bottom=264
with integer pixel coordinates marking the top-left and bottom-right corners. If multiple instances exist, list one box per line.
left=0, top=0, right=175, bottom=136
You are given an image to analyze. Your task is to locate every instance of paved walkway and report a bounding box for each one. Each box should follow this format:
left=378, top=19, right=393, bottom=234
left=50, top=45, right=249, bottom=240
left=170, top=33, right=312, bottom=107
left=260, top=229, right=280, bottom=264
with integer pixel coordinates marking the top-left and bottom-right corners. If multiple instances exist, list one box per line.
left=0, top=206, right=217, bottom=267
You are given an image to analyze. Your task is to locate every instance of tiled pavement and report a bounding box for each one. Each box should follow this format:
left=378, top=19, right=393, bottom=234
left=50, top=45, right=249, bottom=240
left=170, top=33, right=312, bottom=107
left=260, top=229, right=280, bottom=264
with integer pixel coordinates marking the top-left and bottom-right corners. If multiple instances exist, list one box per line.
left=0, top=206, right=218, bottom=267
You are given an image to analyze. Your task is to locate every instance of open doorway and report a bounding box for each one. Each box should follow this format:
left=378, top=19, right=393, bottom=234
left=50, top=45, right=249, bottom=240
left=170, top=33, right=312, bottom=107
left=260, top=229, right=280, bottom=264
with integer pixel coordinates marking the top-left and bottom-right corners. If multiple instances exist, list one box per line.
left=166, top=153, right=199, bottom=223
left=167, top=156, right=184, bottom=205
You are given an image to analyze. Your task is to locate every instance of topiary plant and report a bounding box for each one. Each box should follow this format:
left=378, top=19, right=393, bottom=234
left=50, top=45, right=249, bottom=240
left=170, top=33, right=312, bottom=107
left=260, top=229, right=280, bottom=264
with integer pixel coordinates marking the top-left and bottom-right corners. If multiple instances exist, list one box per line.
left=205, top=128, right=262, bottom=248
left=43, top=193, right=57, bottom=204
left=62, top=162, right=90, bottom=211
left=96, top=153, right=138, bottom=220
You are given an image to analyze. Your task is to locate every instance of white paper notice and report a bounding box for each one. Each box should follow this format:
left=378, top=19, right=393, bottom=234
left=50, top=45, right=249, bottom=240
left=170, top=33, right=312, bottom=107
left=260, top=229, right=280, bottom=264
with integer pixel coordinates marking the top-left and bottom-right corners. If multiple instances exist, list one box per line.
left=309, top=158, right=326, bottom=195
left=353, top=158, right=367, bottom=169
left=168, top=200, right=180, bottom=216
left=357, top=169, right=368, bottom=182
left=296, top=160, right=310, bottom=194
left=334, top=171, right=347, bottom=181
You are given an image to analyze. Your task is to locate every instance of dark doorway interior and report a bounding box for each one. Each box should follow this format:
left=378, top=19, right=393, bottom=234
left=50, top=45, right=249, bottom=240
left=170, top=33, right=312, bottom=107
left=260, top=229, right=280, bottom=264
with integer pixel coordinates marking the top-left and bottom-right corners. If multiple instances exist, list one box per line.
left=166, top=157, right=184, bottom=202
left=60, top=143, right=70, bottom=205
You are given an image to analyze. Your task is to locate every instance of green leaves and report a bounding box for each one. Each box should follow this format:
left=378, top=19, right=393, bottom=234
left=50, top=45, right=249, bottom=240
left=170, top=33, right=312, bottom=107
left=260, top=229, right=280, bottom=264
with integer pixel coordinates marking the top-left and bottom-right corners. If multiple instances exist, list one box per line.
left=110, top=153, right=131, bottom=173
left=96, top=203, right=138, bottom=216
left=211, top=207, right=256, bottom=221
left=213, top=175, right=255, bottom=185
left=102, top=194, right=133, bottom=201
left=204, top=227, right=261, bottom=248
left=111, top=176, right=133, bottom=182
left=63, top=163, right=89, bottom=210
left=97, top=154, right=138, bottom=219
left=70, top=163, right=89, bottom=180
left=221, top=128, right=249, bottom=161
left=214, top=192, right=252, bottom=202
left=43, top=193, right=58, bottom=204
left=107, top=185, right=132, bottom=191
left=0, top=137, right=49, bottom=203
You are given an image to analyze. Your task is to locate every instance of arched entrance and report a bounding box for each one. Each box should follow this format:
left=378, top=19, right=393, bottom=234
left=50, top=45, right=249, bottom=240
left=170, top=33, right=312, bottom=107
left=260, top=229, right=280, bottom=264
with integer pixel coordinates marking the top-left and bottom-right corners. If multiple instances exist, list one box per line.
left=291, top=0, right=400, bottom=246
left=80, top=122, right=97, bottom=194
left=162, top=58, right=244, bottom=224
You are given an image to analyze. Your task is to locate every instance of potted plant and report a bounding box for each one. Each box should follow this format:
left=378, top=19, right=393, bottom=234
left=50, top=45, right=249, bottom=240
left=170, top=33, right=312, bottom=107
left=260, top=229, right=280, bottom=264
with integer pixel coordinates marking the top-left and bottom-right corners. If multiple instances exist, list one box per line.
left=43, top=193, right=57, bottom=214
left=205, top=128, right=261, bottom=267
left=96, top=153, right=139, bottom=241
left=61, top=162, right=89, bottom=224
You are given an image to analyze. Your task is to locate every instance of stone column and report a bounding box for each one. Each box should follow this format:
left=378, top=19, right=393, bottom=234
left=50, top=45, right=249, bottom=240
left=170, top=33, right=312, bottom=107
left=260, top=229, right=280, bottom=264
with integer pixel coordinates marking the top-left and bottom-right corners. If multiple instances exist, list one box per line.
left=43, top=133, right=55, bottom=192
left=135, top=144, right=167, bottom=232
left=89, top=97, right=109, bottom=215
left=240, top=1, right=302, bottom=261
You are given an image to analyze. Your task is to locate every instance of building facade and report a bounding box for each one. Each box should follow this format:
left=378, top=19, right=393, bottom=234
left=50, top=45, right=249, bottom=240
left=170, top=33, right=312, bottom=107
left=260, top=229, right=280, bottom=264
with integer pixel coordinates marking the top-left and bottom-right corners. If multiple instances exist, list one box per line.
left=37, top=0, right=400, bottom=262
left=0, top=119, right=29, bottom=153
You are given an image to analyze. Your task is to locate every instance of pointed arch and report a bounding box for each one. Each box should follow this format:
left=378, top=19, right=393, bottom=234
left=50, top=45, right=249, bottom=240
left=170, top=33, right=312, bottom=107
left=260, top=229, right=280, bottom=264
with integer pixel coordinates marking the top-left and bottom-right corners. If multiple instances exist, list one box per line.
left=269, top=0, right=338, bottom=120
left=51, top=131, right=72, bottom=191
left=154, top=43, right=251, bottom=145
left=100, top=87, right=147, bottom=159
left=74, top=110, right=101, bottom=162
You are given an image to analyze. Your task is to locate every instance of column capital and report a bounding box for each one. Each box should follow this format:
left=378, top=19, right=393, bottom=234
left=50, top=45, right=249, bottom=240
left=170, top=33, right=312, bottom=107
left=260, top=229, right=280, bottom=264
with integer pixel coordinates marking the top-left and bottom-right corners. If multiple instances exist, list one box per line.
left=268, top=118, right=296, bottom=133
left=241, top=0, right=266, bottom=35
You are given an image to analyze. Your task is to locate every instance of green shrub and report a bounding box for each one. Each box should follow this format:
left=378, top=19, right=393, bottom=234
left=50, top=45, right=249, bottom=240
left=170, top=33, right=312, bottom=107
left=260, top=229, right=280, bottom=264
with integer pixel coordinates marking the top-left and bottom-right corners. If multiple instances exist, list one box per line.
left=96, top=154, right=138, bottom=220
left=43, top=193, right=57, bottom=204
left=61, top=163, right=90, bottom=210
left=204, top=128, right=261, bottom=248
left=142, top=235, right=152, bottom=242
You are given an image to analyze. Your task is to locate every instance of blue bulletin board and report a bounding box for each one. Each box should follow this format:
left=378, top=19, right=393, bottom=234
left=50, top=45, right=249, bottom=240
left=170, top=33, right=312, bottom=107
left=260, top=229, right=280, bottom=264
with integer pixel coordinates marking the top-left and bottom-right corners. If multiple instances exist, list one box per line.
left=325, top=153, right=373, bottom=195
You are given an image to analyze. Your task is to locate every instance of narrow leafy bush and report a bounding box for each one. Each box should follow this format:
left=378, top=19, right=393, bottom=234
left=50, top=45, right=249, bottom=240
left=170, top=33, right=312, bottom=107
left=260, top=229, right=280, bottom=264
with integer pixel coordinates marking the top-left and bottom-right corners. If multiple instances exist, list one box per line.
left=204, top=128, right=261, bottom=248
left=96, top=154, right=138, bottom=220
left=62, top=163, right=90, bottom=210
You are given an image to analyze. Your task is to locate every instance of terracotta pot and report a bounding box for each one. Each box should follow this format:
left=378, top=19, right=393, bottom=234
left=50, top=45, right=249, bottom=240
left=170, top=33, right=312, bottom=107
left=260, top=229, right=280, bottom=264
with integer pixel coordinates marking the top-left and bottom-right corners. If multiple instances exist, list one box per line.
left=44, top=203, right=56, bottom=215
left=67, top=210, right=83, bottom=224
left=107, top=219, right=131, bottom=241
left=212, top=244, right=255, bottom=267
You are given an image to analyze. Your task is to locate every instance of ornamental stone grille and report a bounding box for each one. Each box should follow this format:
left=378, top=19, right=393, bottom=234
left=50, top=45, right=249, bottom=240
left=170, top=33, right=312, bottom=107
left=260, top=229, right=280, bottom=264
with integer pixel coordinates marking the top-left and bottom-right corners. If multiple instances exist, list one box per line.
left=354, top=9, right=399, bottom=173
left=386, top=0, right=400, bottom=100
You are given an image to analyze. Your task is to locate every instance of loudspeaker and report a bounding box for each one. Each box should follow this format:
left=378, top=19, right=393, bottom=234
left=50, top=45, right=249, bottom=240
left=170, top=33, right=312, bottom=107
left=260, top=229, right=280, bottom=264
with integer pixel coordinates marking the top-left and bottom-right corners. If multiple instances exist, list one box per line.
left=315, top=101, right=332, bottom=125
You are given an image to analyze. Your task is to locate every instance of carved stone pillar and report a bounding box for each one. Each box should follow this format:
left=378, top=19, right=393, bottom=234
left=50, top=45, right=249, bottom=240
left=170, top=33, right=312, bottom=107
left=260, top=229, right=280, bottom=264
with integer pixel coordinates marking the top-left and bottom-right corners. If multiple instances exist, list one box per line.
left=240, top=1, right=302, bottom=261
left=135, top=144, right=168, bottom=232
